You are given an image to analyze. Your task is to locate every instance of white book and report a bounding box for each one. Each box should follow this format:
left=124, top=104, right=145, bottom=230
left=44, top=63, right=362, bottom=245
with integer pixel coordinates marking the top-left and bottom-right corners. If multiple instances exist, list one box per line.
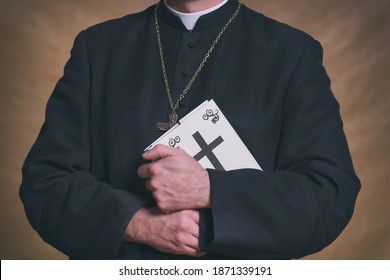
left=146, top=100, right=262, bottom=171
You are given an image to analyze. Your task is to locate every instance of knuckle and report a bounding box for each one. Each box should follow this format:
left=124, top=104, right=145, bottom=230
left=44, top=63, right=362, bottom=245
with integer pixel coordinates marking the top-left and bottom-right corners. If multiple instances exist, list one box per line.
left=176, top=148, right=187, bottom=157
left=157, top=201, right=171, bottom=213
left=177, top=217, right=190, bottom=231
left=182, top=210, right=195, bottom=220
left=149, top=178, right=159, bottom=189
left=175, top=233, right=186, bottom=245
left=155, top=144, right=164, bottom=153
left=148, top=164, right=160, bottom=176
left=153, top=191, right=162, bottom=202
left=191, top=210, right=199, bottom=220
left=156, top=201, right=164, bottom=210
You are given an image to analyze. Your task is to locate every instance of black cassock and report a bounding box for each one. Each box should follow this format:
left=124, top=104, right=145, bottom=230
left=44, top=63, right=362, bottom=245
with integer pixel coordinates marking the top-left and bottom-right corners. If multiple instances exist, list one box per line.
left=20, top=0, right=360, bottom=259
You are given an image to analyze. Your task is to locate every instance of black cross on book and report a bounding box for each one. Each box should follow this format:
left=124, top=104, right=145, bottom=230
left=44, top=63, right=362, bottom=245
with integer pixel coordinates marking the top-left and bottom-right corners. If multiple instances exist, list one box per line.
left=192, top=131, right=225, bottom=171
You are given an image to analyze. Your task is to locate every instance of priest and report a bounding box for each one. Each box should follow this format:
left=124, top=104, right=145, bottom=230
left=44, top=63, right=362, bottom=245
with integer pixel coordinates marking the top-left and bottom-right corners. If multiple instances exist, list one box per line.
left=20, top=0, right=361, bottom=259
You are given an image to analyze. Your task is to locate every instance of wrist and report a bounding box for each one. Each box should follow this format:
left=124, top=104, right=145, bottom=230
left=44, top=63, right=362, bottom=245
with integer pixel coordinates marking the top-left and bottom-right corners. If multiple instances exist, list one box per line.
left=124, top=207, right=149, bottom=243
left=199, top=169, right=211, bottom=208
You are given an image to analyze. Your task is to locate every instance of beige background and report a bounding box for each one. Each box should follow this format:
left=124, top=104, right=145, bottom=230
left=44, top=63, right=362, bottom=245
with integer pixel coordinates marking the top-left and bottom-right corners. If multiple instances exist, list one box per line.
left=0, top=0, right=389, bottom=259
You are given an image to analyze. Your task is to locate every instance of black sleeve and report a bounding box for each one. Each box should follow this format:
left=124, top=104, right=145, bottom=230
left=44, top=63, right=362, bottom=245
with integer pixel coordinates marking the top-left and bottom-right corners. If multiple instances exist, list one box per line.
left=19, top=31, right=146, bottom=259
left=199, top=39, right=361, bottom=259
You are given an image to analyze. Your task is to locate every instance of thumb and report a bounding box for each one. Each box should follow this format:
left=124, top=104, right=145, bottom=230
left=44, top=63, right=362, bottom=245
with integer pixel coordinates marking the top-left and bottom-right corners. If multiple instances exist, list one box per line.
left=142, top=144, right=178, bottom=161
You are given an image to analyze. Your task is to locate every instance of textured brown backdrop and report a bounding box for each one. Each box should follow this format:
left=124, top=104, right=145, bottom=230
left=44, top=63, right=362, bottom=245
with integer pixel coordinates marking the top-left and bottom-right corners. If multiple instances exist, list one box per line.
left=0, top=0, right=389, bottom=260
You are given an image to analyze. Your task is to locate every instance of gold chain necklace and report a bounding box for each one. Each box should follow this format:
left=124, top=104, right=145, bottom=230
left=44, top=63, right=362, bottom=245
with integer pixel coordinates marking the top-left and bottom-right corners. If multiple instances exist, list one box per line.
left=155, top=1, right=242, bottom=131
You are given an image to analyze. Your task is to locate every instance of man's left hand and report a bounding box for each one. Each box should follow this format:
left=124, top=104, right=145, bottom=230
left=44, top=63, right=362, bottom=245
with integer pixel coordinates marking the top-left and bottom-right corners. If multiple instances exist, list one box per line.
left=138, top=144, right=211, bottom=213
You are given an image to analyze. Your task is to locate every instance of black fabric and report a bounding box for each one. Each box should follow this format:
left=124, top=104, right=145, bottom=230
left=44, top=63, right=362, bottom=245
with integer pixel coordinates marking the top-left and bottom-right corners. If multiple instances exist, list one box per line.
left=20, top=0, right=360, bottom=259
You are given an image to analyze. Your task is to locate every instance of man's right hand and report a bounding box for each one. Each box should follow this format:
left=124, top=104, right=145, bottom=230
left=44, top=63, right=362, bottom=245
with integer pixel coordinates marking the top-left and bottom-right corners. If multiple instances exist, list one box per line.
left=124, top=207, right=205, bottom=257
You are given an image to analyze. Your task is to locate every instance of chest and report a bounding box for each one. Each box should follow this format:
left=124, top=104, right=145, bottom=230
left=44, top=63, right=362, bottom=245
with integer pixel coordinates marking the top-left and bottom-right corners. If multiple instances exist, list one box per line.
left=88, top=22, right=291, bottom=177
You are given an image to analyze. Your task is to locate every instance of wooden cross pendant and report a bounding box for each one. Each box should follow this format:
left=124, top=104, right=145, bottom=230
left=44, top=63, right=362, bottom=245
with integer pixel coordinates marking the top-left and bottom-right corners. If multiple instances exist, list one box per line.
left=156, top=111, right=178, bottom=132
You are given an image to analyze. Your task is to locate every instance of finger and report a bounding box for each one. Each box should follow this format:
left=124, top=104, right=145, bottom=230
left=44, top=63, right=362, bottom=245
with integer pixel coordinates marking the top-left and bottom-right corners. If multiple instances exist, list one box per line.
left=142, top=144, right=178, bottom=161
left=137, top=163, right=151, bottom=179
left=183, top=247, right=206, bottom=257
left=179, top=211, right=200, bottom=238
left=188, top=221, right=200, bottom=239
left=192, top=249, right=207, bottom=258
left=183, top=235, right=202, bottom=250
left=191, top=210, right=200, bottom=224
left=147, top=178, right=165, bottom=193
left=145, top=179, right=153, bottom=191
left=182, top=245, right=206, bottom=258
left=170, top=244, right=204, bottom=257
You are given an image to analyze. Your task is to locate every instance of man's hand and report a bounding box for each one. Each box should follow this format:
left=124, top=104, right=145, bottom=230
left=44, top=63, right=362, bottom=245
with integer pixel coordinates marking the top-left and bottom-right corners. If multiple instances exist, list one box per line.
left=138, top=145, right=211, bottom=213
left=124, top=207, right=205, bottom=257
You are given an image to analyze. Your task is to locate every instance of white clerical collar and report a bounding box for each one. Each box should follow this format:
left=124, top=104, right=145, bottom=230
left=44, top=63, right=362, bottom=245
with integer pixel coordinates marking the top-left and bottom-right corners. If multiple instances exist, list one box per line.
left=163, top=0, right=229, bottom=31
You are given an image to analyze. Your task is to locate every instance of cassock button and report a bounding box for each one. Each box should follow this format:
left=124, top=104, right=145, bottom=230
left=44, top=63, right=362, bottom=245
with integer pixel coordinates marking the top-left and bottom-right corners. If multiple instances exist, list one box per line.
left=181, top=70, right=189, bottom=77
left=188, top=41, right=196, bottom=48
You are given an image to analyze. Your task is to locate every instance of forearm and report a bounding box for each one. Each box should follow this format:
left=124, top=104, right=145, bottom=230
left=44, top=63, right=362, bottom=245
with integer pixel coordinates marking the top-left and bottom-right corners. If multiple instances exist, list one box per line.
left=200, top=165, right=360, bottom=259
left=20, top=167, right=146, bottom=259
